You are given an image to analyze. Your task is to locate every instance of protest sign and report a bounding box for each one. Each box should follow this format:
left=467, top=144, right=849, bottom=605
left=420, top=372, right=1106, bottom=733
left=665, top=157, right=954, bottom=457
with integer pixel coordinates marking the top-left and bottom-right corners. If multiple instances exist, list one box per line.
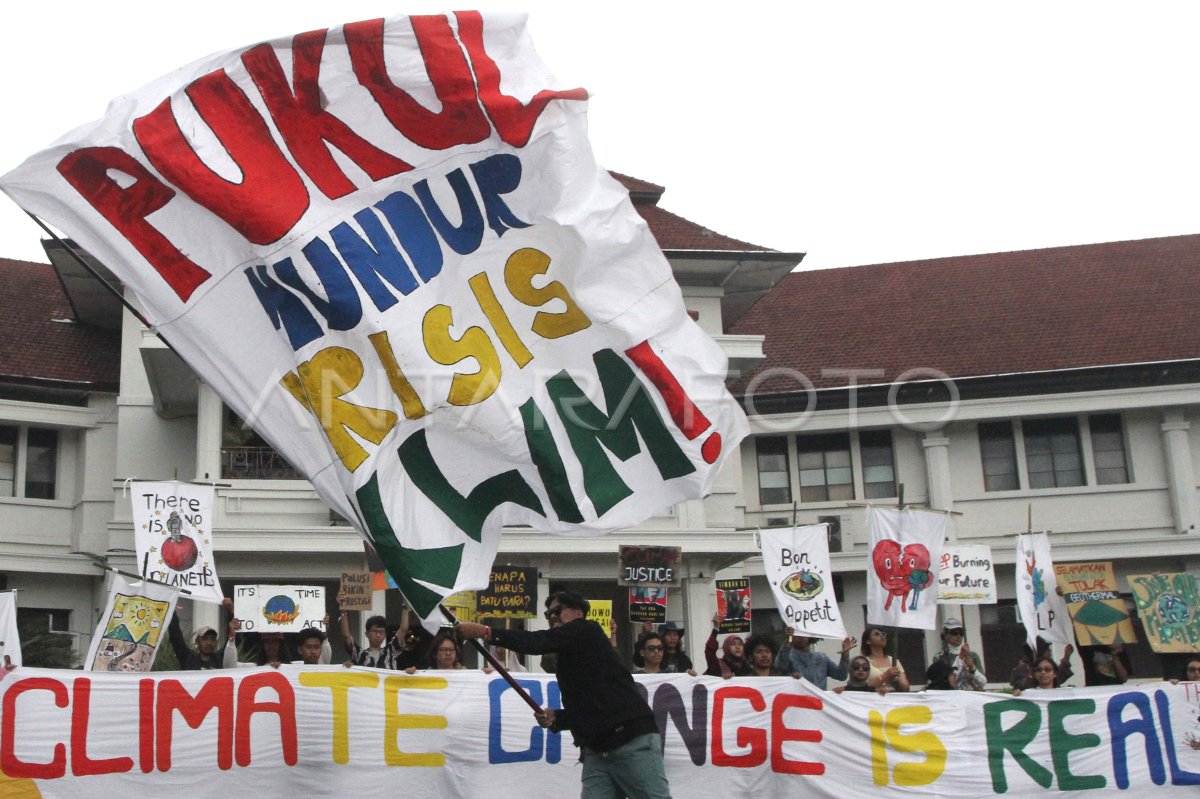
left=715, top=578, right=751, bottom=634
left=0, top=13, right=747, bottom=627
left=233, top=584, right=326, bottom=634
left=1054, top=561, right=1136, bottom=645
left=83, top=575, right=178, bottom=672
left=131, top=481, right=222, bottom=603
left=1016, top=533, right=1073, bottom=648
left=618, top=546, right=682, bottom=587
left=762, top=525, right=845, bottom=639
left=937, top=545, right=996, bottom=604
left=586, top=599, right=613, bottom=634
left=339, top=571, right=375, bottom=612
left=629, top=586, right=667, bottom=624
left=477, top=567, right=535, bottom=620
left=1129, top=572, right=1200, bottom=653
left=4, top=667, right=1200, bottom=797
left=443, top=590, right=477, bottom=624
left=867, top=507, right=946, bottom=629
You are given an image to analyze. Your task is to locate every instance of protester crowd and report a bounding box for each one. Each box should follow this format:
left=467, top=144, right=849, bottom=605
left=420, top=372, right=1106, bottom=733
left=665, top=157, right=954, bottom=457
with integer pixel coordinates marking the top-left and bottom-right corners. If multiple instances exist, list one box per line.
left=57, top=585, right=1184, bottom=698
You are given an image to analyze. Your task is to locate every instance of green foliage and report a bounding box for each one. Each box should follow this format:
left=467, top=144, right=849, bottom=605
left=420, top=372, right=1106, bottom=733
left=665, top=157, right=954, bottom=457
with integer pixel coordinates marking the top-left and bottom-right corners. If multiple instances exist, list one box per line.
left=151, top=638, right=182, bottom=671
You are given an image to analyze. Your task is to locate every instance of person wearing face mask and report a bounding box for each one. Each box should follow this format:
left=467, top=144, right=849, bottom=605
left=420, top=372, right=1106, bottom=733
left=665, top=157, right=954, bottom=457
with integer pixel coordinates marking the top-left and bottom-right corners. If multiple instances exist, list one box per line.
left=456, top=590, right=671, bottom=799
left=934, top=617, right=986, bottom=689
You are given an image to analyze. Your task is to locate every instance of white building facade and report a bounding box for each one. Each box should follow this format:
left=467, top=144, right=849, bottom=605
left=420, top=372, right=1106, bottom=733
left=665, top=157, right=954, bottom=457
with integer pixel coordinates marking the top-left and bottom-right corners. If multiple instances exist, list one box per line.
left=2, top=200, right=1197, bottom=683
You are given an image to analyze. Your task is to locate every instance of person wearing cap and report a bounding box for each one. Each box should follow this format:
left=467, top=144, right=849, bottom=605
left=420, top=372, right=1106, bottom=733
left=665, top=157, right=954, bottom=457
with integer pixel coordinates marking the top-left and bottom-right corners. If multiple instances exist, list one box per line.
left=456, top=590, right=671, bottom=799
left=167, top=598, right=237, bottom=670
left=935, top=617, right=986, bottom=690
left=657, top=620, right=693, bottom=674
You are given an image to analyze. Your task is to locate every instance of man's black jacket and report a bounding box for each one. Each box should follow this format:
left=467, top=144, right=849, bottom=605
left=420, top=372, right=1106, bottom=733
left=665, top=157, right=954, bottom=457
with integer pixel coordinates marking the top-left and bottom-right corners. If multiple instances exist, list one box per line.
left=490, top=618, right=655, bottom=750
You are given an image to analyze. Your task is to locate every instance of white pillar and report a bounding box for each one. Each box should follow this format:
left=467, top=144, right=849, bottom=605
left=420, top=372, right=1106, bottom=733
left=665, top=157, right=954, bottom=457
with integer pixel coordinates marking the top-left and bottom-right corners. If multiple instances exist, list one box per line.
left=682, top=557, right=715, bottom=668
left=921, top=434, right=955, bottom=513
left=195, top=382, right=223, bottom=482
left=1162, top=412, right=1199, bottom=535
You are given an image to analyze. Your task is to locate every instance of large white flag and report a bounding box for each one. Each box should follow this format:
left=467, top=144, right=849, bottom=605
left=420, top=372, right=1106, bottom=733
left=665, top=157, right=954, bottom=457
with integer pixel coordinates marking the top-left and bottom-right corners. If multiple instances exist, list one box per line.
left=131, top=481, right=222, bottom=603
left=84, top=574, right=179, bottom=672
left=866, top=506, right=947, bottom=630
left=0, top=14, right=747, bottom=624
left=0, top=591, right=20, bottom=667
left=1016, top=532, right=1073, bottom=648
left=761, top=525, right=846, bottom=640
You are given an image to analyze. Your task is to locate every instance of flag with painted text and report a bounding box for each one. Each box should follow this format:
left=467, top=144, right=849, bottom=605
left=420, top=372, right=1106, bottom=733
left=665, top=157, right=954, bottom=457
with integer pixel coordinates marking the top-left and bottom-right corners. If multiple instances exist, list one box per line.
left=761, top=524, right=845, bottom=640
left=131, top=481, right=222, bottom=604
left=0, top=14, right=747, bottom=626
left=1016, top=532, right=1073, bottom=649
left=866, top=506, right=947, bottom=630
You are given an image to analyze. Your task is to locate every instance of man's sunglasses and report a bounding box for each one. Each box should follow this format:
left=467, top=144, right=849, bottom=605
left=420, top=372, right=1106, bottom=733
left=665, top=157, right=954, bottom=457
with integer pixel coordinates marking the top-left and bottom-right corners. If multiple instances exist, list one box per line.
left=544, top=606, right=563, bottom=620
left=643, top=644, right=664, bottom=652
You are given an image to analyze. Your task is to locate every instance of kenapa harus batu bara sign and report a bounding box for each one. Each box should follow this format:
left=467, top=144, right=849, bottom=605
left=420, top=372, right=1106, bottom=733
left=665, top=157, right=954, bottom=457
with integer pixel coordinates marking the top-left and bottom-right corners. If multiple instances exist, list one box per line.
left=0, top=13, right=748, bottom=624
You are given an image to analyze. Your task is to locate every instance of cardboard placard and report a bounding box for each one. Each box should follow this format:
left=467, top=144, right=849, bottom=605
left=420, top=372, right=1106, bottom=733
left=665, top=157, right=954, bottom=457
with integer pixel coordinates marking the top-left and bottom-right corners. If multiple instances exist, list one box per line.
left=618, top=545, right=682, bottom=587
left=477, top=567, right=536, bottom=620
left=339, top=571, right=374, bottom=612
left=1054, top=561, right=1136, bottom=645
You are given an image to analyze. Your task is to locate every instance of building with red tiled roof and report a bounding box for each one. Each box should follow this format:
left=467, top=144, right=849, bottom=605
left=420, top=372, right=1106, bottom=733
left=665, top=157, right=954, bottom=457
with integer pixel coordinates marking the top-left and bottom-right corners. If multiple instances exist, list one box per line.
left=732, top=234, right=1200, bottom=396
left=0, top=257, right=120, bottom=394
left=733, top=234, right=1200, bottom=686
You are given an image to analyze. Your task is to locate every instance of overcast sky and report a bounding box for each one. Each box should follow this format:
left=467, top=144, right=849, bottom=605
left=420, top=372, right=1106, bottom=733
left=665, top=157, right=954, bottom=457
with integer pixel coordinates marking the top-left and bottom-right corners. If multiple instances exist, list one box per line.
left=3, top=2, right=1199, bottom=270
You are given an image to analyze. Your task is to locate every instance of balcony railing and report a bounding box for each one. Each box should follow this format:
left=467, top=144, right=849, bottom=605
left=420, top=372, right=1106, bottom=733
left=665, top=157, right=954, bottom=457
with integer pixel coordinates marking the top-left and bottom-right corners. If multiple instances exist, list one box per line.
left=220, top=447, right=303, bottom=480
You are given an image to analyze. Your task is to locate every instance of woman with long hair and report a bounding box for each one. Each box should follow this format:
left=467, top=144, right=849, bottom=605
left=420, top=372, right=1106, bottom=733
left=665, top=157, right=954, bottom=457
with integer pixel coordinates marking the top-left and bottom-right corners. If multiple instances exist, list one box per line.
left=861, top=627, right=909, bottom=692
left=1013, top=656, right=1060, bottom=695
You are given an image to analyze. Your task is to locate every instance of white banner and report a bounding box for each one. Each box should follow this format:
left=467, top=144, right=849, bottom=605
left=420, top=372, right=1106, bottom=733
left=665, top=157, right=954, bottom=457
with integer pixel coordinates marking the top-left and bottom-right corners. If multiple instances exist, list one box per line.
left=0, top=13, right=747, bottom=626
left=233, top=584, right=326, bottom=634
left=0, top=592, right=20, bottom=668
left=761, top=524, right=846, bottom=639
left=1016, top=532, right=1073, bottom=648
left=937, top=544, right=997, bottom=604
left=2, top=668, right=1200, bottom=797
left=83, top=575, right=179, bottom=672
left=131, top=481, right=222, bottom=603
left=867, top=507, right=947, bottom=629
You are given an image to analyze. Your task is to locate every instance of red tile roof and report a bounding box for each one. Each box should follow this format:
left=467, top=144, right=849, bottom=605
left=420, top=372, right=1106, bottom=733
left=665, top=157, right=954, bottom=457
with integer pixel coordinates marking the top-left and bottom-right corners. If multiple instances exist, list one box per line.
left=731, top=234, right=1200, bottom=394
left=0, top=258, right=120, bottom=391
left=609, top=171, right=776, bottom=252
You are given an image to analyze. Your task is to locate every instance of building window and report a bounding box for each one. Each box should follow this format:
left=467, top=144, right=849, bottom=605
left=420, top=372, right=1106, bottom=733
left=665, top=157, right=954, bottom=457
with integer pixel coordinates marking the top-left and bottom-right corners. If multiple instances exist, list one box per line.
left=979, top=422, right=1019, bottom=492
left=221, top=406, right=301, bottom=480
left=797, top=433, right=853, bottom=503
left=756, top=437, right=791, bottom=506
left=1023, top=417, right=1084, bottom=489
left=1089, top=414, right=1129, bottom=485
left=0, top=426, right=14, bottom=497
left=0, top=425, right=58, bottom=500
left=859, top=430, right=897, bottom=499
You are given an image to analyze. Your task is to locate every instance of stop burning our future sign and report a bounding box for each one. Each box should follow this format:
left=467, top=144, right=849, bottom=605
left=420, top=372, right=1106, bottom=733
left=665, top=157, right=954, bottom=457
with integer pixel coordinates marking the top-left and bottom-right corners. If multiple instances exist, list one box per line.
left=0, top=13, right=748, bottom=626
